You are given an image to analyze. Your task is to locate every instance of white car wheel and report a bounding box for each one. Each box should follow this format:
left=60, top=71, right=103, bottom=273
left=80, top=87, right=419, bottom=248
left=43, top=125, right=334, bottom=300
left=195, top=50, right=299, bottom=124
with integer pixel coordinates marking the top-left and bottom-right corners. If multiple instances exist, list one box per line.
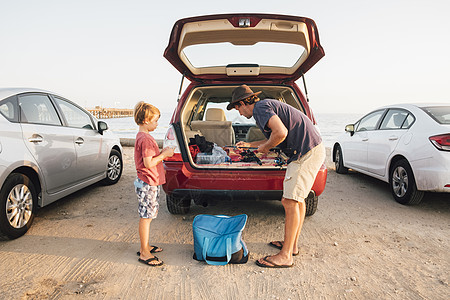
left=390, top=159, right=424, bottom=205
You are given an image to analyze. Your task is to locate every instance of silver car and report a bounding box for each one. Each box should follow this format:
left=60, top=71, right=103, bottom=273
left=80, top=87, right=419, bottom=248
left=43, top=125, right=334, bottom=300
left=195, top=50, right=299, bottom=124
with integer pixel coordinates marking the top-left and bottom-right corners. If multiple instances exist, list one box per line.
left=0, top=88, right=123, bottom=239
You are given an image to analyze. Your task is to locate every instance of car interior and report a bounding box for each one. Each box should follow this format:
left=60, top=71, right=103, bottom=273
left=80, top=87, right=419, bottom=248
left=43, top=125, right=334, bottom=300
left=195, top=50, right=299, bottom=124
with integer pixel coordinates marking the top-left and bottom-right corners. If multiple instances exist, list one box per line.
left=179, top=85, right=304, bottom=168
left=190, top=107, right=235, bottom=146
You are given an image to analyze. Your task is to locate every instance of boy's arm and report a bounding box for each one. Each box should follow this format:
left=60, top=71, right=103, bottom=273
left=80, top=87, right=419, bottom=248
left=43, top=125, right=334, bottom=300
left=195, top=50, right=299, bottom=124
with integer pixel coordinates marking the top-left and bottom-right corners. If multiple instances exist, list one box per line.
left=143, top=147, right=174, bottom=169
left=143, top=155, right=163, bottom=169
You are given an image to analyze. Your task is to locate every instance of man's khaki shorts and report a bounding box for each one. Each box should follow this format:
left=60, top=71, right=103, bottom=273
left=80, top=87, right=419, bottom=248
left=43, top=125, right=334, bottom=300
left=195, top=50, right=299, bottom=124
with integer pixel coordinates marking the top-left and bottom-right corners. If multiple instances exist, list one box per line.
left=283, top=143, right=326, bottom=202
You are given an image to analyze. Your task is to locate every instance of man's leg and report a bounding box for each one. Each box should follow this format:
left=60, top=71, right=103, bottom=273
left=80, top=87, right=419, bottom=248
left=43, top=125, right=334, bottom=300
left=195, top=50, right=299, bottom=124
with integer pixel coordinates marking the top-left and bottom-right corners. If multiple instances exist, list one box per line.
left=293, top=200, right=306, bottom=251
left=268, top=197, right=305, bottom=254
left=257, top=197, right=299, bottom=266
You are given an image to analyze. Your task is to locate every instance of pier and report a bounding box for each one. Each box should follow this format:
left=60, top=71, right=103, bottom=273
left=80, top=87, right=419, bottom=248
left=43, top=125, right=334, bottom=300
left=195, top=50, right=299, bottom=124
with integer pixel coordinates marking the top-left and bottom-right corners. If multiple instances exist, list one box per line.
left=87, top=106, right=133, bottom=119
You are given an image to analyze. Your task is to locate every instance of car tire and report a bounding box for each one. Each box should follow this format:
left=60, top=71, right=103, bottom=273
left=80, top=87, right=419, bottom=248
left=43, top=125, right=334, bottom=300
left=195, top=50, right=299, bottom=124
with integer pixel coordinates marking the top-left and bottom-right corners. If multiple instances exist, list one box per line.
left=305, top=191, right=318, bottom=216
left=166, top=194, right=191, bottom=214
left=101, top=149, right=123, bottom=185
left=390, top=159, right=424, bottom=205
left=334, top=144, right=348, bottom=174
left=0, top=173, right=37, bottom=239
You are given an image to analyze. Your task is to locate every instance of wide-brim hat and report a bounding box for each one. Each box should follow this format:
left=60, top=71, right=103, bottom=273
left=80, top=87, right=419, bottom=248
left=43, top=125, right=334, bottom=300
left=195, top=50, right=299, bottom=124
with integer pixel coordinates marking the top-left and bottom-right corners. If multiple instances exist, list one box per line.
left=227, top=84, right=262, bottom=110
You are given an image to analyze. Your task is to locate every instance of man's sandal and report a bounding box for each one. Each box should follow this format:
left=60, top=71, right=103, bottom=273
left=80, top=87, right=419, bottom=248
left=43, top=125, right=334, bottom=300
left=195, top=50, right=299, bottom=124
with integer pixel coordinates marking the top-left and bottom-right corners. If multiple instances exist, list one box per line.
left=138, top=256, right=163, bottom=267
left=255, top=256, right=293, bottom=268
left=269, top=241, right=299, bottom=256
left=136, top=245, right=162, bottom=256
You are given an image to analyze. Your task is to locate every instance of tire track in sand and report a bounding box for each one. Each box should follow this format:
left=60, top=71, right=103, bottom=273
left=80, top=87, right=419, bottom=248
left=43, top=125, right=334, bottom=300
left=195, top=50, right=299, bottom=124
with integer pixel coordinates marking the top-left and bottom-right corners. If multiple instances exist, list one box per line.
left=196, top=278, right=214, bottom=299
left=61, top=257, right=111, bottom=283
left=253, top=278, right=274, bottom=299
left=174, top=273, right=193, bottom=300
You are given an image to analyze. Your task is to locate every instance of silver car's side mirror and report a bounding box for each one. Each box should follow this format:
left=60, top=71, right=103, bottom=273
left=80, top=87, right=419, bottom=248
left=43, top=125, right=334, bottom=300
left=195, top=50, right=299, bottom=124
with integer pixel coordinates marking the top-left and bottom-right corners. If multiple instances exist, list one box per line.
left=345, top=124, right=355, bottom=136
left=98, top=121, right=108, bottom=135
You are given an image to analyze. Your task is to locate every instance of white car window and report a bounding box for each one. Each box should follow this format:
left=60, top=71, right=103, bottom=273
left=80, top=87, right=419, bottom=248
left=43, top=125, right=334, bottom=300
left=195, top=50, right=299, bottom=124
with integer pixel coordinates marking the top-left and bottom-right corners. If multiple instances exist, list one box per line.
left=421, top=106, right=450, bottom=124
left=19, top=94, right=61, bottom=125
left=0, top=96, right=17, bottom=121
left=403, top=114, right=415, bottom=128
left=54, top=96, right=95, bottom=130
left=380, top=109, right=410, bottom=130
left=355, top=110, right=384, bottom=132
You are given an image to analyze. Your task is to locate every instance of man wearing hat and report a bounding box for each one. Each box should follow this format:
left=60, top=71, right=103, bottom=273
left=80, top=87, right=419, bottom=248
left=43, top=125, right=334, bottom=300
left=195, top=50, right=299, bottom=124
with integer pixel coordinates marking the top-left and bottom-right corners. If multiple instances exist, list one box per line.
left=228, top=84, right=325, bottom=268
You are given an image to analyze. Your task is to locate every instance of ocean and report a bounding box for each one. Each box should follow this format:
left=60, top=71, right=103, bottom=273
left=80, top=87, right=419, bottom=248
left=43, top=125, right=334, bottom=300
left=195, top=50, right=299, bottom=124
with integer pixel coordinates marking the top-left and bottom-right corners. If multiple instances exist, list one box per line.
left=101, top=112, right=363, bottom=149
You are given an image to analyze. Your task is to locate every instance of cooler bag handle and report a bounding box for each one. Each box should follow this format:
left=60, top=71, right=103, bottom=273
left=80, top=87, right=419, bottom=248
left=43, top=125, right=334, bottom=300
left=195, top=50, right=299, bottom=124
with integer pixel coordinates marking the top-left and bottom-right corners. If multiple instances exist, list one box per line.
left=202, top=237, right=232, bottom=266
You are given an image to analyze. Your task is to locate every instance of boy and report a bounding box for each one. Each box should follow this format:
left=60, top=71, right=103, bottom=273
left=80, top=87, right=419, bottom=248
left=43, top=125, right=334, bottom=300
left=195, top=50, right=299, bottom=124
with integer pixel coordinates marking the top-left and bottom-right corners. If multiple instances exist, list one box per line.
left=133, top=101, right=174, bottom=266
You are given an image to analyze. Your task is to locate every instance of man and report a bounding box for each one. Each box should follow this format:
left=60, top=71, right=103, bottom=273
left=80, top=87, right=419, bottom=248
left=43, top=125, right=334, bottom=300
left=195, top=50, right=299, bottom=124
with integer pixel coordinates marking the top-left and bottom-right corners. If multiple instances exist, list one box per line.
left=228, top=84, right=325, bottom=268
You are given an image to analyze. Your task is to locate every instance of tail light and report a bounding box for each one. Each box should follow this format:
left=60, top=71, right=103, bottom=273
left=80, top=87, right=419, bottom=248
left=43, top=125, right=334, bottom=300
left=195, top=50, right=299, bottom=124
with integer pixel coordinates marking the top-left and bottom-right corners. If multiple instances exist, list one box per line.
left=429, top=134, right=450, bottom=151
left=163, top=125, right=182, bottom=161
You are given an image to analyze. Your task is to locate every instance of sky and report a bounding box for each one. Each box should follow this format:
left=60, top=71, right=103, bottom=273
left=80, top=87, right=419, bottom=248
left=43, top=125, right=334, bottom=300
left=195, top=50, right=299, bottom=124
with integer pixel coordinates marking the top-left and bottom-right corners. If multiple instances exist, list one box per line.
left=1, top=0, right=449, bottom=114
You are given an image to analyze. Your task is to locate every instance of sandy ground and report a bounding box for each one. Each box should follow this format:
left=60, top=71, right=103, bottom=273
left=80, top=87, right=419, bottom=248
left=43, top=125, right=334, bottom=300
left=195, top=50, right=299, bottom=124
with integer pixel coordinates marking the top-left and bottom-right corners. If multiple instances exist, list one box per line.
left=0, top=146, right=449, bottom=300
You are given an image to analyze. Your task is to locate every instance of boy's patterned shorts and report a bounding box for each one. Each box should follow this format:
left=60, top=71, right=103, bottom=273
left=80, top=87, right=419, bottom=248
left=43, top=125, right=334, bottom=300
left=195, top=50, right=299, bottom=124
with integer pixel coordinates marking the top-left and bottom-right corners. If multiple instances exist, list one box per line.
left=134, top=178, right=160, bottom=219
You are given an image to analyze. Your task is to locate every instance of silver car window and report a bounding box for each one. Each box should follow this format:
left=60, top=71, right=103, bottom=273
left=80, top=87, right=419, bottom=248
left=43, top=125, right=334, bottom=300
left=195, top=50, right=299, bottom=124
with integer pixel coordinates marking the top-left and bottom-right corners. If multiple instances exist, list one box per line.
left=53, top=97, right=95, bottom=130
left=19, top=94, right=61, bottom=125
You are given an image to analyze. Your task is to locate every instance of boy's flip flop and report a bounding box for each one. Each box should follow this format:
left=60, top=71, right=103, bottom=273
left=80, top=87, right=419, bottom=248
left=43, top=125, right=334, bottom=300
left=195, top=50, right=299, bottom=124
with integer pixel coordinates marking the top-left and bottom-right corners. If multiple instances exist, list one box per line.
left=255, top=256, right=293, bottom=268
left=269, top=241, right=299, bottom=256
left=138, top=256, right=163, bottom=267
left=136, top=245, right=162, bottom=256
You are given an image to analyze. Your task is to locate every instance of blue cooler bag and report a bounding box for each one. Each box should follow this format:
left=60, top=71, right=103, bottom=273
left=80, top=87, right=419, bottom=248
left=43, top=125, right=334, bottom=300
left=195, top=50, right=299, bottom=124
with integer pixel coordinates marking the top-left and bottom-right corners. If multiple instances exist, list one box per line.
left=192, top=214, right=249, bottom=265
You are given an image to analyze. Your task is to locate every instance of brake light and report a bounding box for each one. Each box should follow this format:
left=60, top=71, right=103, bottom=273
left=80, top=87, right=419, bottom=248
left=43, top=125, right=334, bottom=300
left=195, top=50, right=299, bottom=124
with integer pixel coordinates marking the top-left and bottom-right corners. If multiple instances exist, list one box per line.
left=165, top=126, right=176, bottom=141
left=163, top=125, right=182, bottom=161
left=228, top=16, right=261, bottom=28
left=429, top=134, right=450, bottom=151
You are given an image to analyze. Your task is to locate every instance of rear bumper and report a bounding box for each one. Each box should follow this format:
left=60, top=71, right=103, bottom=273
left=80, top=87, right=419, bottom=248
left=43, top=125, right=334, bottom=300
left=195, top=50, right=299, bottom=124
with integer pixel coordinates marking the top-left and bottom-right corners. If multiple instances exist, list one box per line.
left=163, top=162, right=327, bottom=197
left=412, top=153, right=450, bottom=192
left=171, top=189, right=283, bottom=205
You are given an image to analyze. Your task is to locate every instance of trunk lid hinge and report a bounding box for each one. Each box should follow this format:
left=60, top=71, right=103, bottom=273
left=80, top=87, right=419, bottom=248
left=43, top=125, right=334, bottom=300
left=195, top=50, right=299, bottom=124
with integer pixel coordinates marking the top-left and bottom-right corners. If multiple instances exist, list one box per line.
left=177, top=72, right=186, bottom=102
left=301, top=72, right=310, bottom=102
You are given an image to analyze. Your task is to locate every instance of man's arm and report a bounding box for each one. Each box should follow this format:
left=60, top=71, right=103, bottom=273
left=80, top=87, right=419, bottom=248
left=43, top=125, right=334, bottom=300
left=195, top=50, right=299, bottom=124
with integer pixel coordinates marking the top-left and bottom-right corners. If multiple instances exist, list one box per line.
left=236, top=139, right=267, bottom=148
left=257, top=115, right=288, bottom=153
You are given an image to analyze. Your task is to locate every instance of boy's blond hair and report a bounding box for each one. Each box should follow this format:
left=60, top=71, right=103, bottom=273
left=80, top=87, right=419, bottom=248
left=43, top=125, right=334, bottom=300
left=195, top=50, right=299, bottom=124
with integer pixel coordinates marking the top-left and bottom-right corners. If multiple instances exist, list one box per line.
left=134, top=101, right=160, bottom=125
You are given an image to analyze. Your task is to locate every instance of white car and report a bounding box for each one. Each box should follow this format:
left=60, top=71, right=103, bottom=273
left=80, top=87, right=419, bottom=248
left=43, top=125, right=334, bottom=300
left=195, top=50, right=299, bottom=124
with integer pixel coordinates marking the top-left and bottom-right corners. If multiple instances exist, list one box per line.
left=333, top=103, right=450, bottom=205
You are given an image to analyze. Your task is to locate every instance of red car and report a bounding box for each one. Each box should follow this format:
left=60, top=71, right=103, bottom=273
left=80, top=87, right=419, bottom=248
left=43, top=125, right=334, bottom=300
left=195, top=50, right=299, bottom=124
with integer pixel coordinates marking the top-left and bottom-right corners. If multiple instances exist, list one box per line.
left=162, top=14, right=327, bottom=215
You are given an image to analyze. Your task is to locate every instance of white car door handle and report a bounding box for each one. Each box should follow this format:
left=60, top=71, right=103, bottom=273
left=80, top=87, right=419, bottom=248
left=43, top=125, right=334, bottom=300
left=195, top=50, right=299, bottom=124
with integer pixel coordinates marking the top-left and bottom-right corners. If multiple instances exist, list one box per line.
left=389, top=136, right=398, bottom=141
left=28, top=135, right=43, bottom=143
left=362, top=138, right=369, bottom=142
left=75, top=137, right=84, bottom=145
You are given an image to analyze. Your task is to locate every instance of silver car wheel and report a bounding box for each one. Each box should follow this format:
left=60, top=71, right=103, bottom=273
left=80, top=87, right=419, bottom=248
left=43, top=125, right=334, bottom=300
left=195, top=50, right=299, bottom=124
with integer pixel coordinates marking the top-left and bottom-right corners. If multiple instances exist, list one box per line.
left=107, top=155, right=121, bottom=181
left=335, top=148, right=341, bottom=167
left=6, top=184, right=33, bottom=229
left=392, top=166, right=408, bottom=198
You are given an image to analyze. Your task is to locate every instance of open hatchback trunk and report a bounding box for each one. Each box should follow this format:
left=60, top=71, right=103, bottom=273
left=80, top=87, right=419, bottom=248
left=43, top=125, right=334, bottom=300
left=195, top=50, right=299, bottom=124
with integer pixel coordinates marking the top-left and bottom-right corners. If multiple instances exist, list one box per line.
left=164, top=13, right=324, bottom=82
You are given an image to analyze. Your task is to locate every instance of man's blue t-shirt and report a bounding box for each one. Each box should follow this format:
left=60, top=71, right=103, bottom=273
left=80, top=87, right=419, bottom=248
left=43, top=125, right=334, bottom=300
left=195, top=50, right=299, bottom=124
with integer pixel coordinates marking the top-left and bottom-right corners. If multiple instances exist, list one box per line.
left=253, top=99, right=322, bottom=163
